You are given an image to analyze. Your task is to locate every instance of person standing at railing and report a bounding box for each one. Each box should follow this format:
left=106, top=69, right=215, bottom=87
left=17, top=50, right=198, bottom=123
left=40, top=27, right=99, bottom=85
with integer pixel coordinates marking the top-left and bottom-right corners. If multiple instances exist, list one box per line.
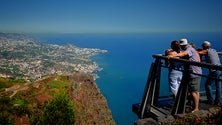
left=167, top=38, right=202, bottom=113
left=165, top=40, right=183, bottom=99
left=198, top=41, right=222, bottom=106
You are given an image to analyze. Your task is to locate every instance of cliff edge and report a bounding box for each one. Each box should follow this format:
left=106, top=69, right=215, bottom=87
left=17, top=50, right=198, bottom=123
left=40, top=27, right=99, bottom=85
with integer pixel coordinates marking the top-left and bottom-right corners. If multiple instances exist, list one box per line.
left=69, top=71, right=116, bottom=125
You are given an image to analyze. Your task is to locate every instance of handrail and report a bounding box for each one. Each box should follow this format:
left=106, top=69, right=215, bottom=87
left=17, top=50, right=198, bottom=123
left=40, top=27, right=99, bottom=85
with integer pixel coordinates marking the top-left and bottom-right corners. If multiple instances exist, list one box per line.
left=152, top=54, right=222, bottom=71
left=218, top=52, right=222, bottom=55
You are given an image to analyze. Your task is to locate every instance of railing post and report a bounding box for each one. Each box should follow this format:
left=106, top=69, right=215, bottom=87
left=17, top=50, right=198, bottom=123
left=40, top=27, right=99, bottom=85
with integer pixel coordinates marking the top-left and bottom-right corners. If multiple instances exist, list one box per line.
left=171, top=63, right=189, bottom=115
left=138, top=57, right=162, bottom=118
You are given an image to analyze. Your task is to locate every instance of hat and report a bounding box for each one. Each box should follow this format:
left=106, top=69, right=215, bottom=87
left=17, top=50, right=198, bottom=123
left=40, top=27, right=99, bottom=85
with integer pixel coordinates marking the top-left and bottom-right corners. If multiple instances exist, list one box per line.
left=180, top=38, right=188, bottom=45
left=202, top=41, right=211, bottom=47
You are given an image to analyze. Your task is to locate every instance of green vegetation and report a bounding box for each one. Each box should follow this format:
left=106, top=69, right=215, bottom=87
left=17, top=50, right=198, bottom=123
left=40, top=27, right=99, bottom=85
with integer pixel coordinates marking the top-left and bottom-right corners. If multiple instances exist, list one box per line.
left=0, top=78, right=12, bottom=91
left=8, top=77, right=26, bottom=83
left=47, top=77, right=69, bottom=89
left=13, top=99, right=27, bottom=106
left=0, top=77, right=26, bottom=92
left=0, top=97, right=16, bottom=125
left=0, top=75, right=76, bottom=124
left=43, top=93, right=75, bottom=125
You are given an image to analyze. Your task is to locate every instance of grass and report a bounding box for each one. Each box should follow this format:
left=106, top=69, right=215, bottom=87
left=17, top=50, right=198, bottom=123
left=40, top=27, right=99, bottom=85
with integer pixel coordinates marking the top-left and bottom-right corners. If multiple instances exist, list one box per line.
left=47, top=80, right=68, bottom=89
left=13, top=99, right=27, bottom=106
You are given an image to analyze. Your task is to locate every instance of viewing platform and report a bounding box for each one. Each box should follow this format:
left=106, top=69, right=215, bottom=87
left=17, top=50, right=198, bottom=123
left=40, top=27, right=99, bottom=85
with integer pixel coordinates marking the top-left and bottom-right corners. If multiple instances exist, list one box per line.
left=132, top=53, right=222, bottom=124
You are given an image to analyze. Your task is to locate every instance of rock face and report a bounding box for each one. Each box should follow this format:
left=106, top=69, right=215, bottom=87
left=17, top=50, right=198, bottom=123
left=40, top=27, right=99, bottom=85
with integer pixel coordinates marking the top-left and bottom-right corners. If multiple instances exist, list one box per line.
left=69, top=72, right=116, bottom=125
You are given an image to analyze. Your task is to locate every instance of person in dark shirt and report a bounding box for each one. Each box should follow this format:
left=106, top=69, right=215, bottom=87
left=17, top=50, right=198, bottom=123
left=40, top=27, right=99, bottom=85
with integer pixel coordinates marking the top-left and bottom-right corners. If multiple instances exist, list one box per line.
left=198, top=41, right=222, bottom=106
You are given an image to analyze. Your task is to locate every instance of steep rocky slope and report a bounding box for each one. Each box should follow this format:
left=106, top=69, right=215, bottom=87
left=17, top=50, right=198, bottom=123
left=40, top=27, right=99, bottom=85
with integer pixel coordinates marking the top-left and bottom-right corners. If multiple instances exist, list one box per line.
left=68, top=71, right=116, bottom=125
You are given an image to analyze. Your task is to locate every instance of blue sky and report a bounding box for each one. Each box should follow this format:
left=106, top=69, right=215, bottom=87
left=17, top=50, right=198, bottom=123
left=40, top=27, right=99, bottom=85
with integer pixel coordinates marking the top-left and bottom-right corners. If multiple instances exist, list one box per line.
left=0, top=0, right=222, bottom=34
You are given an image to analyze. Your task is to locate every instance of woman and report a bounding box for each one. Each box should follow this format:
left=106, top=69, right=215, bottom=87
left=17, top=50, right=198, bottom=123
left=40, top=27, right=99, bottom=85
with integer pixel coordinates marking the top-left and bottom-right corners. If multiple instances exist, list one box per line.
left=165, top=40, right=183, bottom=99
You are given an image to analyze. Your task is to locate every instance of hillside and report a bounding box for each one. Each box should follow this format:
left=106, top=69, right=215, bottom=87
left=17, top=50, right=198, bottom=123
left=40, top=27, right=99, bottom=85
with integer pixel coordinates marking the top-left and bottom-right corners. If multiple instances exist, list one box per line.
left=0, top=71, right=116, bottom=125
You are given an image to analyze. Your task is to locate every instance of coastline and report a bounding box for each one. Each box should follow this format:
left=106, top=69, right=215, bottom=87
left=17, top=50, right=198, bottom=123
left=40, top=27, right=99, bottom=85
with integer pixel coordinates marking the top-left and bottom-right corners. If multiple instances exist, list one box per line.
left=0, top=33, right=107, bottom=81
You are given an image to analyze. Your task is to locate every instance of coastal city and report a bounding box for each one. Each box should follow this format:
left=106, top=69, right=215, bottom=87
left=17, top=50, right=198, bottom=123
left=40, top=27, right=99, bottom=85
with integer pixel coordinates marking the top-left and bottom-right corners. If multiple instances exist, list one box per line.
left=0, top=33, right=107, bottom=81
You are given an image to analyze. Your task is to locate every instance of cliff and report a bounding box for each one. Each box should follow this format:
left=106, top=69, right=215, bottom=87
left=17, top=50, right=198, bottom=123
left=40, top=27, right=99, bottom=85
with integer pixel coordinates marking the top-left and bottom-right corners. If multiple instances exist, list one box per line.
left=0, top=72, right=116, bottom=125
left=69, top=71, right=116, bottom=125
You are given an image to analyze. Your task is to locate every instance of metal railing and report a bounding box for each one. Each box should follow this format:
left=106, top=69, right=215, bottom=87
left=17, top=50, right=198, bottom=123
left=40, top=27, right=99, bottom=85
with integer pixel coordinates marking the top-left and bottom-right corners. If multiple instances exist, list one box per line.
left=133, top=52, right=222, bottom=120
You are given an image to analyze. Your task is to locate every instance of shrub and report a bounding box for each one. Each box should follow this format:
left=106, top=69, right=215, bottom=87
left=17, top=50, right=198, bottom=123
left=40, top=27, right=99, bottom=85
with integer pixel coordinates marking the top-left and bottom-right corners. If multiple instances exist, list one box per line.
left=12, top=103, right=30, bottom=117
left=12, top=98, right=30, bottom=117
left=42, top=92, right=75, bottom=125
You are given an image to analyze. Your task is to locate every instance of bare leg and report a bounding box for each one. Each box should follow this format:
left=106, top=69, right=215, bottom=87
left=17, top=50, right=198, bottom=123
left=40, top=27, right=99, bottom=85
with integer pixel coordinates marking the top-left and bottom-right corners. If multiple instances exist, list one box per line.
left=192, top=92, right=199, bottom=112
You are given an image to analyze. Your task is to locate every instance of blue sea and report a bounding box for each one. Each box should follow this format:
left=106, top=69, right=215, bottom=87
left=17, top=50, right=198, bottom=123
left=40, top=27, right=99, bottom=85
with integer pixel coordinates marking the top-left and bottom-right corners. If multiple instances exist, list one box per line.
left=36, top=33, right=222, bottom=125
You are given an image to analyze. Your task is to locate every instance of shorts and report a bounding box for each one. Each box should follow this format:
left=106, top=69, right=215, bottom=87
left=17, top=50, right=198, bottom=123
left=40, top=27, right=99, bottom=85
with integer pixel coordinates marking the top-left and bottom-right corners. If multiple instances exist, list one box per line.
left=189, top=76, right=201, bottom=93
left=169, top=70, right=182, bottom=94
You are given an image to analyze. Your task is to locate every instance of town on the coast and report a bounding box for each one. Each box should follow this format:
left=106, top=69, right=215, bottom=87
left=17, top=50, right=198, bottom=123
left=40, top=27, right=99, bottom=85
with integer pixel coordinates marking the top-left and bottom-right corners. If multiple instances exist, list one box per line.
left=0, top=33, right=107, bottom=81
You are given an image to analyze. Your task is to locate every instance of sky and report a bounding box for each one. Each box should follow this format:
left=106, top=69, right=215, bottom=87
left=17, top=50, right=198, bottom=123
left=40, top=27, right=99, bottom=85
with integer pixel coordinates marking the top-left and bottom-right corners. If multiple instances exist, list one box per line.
left=0, top=0, right=222, bottom=34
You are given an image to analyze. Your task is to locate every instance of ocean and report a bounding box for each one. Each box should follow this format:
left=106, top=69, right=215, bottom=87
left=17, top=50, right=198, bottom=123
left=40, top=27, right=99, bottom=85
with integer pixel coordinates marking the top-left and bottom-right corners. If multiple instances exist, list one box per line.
left=37, top=33, right=222, bottom=125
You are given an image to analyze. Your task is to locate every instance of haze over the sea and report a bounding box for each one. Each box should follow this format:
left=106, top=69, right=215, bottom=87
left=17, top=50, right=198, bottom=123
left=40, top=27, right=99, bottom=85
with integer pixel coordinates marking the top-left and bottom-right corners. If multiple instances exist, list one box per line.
left=0, top=0, right=222, bottom=34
